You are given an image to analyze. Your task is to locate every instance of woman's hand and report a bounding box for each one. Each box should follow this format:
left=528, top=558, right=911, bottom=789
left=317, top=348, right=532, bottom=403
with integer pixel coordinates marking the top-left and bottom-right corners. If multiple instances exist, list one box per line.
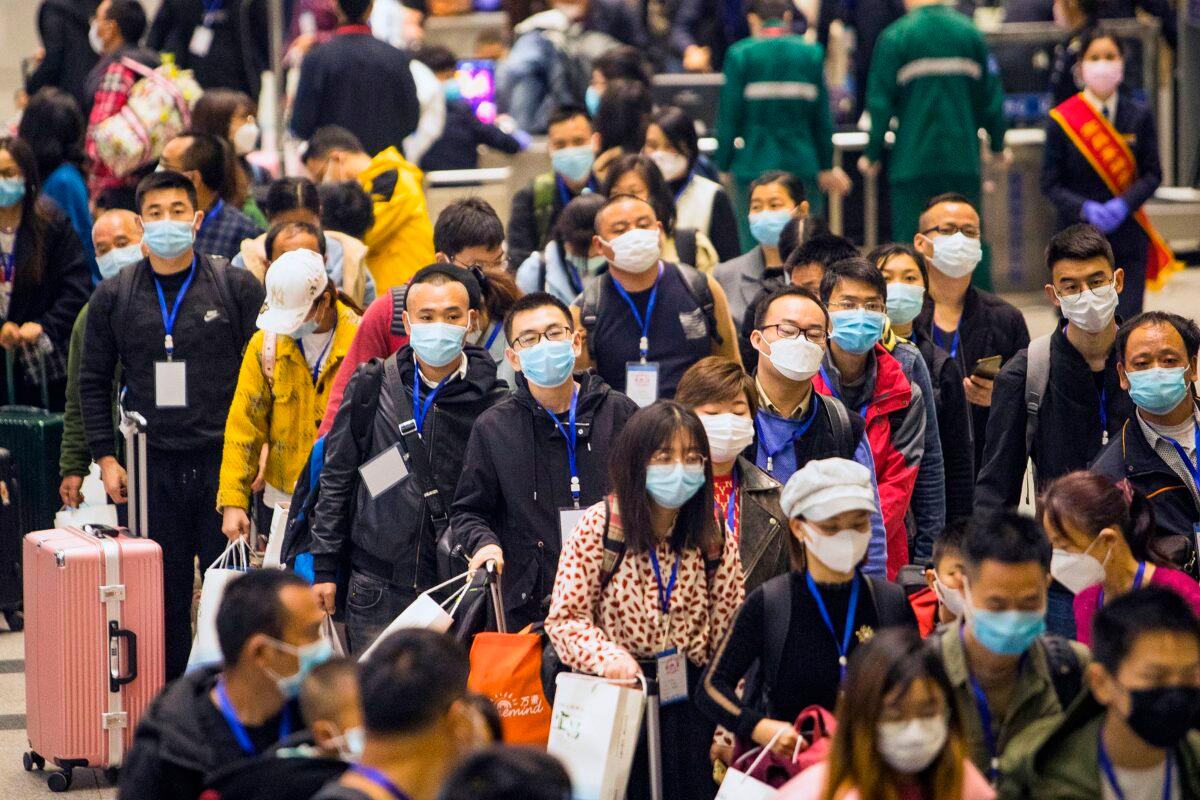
left=603, top=654, right=642, bottom=682
left=818, top=167, right=852, bottom=196
left=0, top=322, right=20, bottom=350
left=751, top=718, right=802, bottom=758
left=18, top=322, right=43, bottom=346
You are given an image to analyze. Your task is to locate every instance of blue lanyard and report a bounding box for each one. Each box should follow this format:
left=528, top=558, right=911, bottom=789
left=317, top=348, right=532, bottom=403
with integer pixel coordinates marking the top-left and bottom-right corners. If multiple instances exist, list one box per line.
left=755, top=398, right=820, bottom=474
left=933, top=326, right=960, bottom=359
left=296, top=319, right=336, bottom=385
left=153, top=257, right=197, bottom=359
left=672, top=172, right=694, bottom=203
left=0, top=248, right=13, bottom=282
left=556, top=174, right=596, bottom=208
left=351, top=766, right=413, bottom=800
left=648, top=548, right=681, bottom=615
left=611, top=263, right=663, bottom=362
left=1098, top=560, right=1146, bottom=609
left=412, top=372, right=452, bottom=433
left=805, top=571, right=860, bottom=681
left=818, top=365, right=869, bottom=417
left=1099, top=386, right=1109, bottom=445
left=960, top=624, right=1001, bottom=782
left=717, top=469, right=738, bottom=534
left=214, top=679, right=292, bottom=756
left=538, top=386, right=581, bottom=507
left=202, top=0, right=225, bottom=14
left=484, top=321, right=503, bottom=350
left=1164, top=425, right=1200, bottom=491
left=1099, top=732, right=1173, bottom=800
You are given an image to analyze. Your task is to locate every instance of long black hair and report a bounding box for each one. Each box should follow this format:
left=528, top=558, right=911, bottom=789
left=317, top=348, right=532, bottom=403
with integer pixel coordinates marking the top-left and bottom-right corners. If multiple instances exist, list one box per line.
left=609, top=401, right=720, bottom=556
left=595, top=79, right=652, bottom=155
left=648, top=106, right=700, bottom=175
left=17, top=87, right=86, bottom=180
left=0, top=137, right=48, bottom=285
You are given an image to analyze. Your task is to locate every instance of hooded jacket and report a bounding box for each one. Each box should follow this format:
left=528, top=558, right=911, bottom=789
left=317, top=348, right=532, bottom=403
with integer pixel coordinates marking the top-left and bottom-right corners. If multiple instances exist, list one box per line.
left=310, top=345, right=507, bottom=590
left=25, top=0, right=99, bottom=108
left=354, top=147, right=435, bottom=293
left=451, top=371, right=638, bottom=625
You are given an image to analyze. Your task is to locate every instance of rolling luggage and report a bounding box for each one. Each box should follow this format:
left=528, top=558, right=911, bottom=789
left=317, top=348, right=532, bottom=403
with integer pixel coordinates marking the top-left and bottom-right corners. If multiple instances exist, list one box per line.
left=0, top=447, right=22, bottom=630
left=21, top=409, right=163, bottom=793
left=0, top=351, right=65, bottom=536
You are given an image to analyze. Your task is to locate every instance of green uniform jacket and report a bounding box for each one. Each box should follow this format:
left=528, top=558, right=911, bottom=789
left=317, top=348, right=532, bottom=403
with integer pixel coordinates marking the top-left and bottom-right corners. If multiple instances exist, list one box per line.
left=938, top=619, right=1091, bottom=780
left=60, top=304, right=120, bottom=479
left=865, top=5, right=1007, bottom=182
left=998, top=690, right=1200, bottom=799
left=715, top=35, right=834, bottom=182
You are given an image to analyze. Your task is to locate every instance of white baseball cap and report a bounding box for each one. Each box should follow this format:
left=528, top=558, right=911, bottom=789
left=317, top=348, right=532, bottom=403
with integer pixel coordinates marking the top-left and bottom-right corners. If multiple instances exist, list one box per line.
left=256, top=249, right=329, bottom=335
left=780, top=457, right=877, bottom=521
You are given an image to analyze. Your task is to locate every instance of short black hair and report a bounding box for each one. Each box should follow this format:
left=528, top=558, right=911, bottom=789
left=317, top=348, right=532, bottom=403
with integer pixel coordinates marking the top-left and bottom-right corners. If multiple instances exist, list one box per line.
left=548, top=105, right=591, bottom=130
left=1092, top=586, right=1200, bottom=673
left=433, top=197, right=504, bottom=257
left=359, top=630, right=469, bottom=735
left=593, top=46, right=651, bottom=86
left=176, top=131, right=228, bottom=193
left=595, top=79, right=652, bottom=154
left=1117, top=311, right=1200, bottom=363
left=438, top=747, right=572, bottom=800
left=304, top=126, right=365, bottom=162
left=750, top=0, right=792, bottom=17
left=265, top=220, right=327, bottom=259
left=1045, top=222, right=1115, bottom=276
left=216, top=569, right=311, bottom=667
left=105, top=0, right=149, bottom=43
left=785, top=232, right=858, bottom=272
left=924, top=192, right=973, bottom=211
left=868, top=242, right=929, bottom=288
left=135, top=169, right=198, bottom=212
left=503, top=291, right=573, bottom=342
left=595, top=193, right=658, bottom=232
left=463, top=693, right=503, bottom=743
left=553, top=193, right=606, bottom=257
left=300, top=657, right=358, bottom=728
left=317, top=181, right=374, bottom=240
left=749, top=170, right=805, bottom=203
left=337, top=0, right=373, bottom=22
left=408, top=263, right=484, bottom=311
left=753, top=284, right=829, bottom=330
left=819, top=256, right=888, bottom=304
left=932, top=518, right=969, bottom=568
left=263, top=177, right=321, bottom=220
left=416, top=44, right=458, bottom=74
left=962, top=510, right=1052, bottom=577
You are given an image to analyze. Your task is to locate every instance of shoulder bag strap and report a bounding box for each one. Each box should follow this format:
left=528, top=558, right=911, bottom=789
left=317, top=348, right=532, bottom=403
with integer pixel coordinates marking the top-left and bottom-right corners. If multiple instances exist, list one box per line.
left=386, top=357, right=449, bottom=529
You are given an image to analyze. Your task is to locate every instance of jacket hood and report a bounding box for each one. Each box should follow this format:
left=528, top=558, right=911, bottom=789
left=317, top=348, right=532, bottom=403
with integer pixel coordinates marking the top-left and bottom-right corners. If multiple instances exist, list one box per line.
left=136, top=666, right=224, bottom=773
left=392, top=344, right=503, bottom=403
left=511, top=370, right=615, bottom=420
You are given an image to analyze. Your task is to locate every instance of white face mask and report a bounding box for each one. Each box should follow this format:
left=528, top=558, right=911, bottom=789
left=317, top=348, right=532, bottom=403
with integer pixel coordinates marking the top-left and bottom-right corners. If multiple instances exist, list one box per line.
left=760, top=336, right=824, bottom=383
left=930, top=232, right=982, bottom=278
left=233, top=121, right=261, bottom=156
left=603, top=228, right=661, bottom=273
left=803, top=522, right=871, bottom=574
left=1057, top=287, right=1118, bottom=334
left=876, top=715, right=948, bottom=774
left=700, top=413, right=755, bottom=463
left=88, top=21, right=105, bottom=54
left=648, top=150, right=689, bottom=182
left=932, top=575, right=965, bottom=617
left=1050, top=539, right=1109, bottom=594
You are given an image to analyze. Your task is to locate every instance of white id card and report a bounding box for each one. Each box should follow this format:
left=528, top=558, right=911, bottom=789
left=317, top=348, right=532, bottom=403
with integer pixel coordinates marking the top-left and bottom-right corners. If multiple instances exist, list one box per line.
left=657, top=649, right=688, bottom=705
left=559, top=507, right=586, bottom=543
left=626, top=362, right=659, bottom=408
left=154, top=360, right=188, bottom=408
left=189, top=25, right=214, bottom=57
left=358, top=445, right=409, bottom=499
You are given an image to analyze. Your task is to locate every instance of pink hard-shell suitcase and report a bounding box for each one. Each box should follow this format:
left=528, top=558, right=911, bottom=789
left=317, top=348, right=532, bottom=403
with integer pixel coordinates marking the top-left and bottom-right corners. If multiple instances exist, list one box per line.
left=22, top=409, right=163, bottom=792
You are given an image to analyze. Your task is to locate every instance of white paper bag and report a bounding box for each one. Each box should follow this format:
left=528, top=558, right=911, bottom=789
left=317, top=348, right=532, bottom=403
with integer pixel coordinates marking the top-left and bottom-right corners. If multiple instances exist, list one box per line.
left=187, top=538, right=251, bottom=671
left=358, top=572, right=471, bottom=661
left=55, top=503, right=119, bottom=529
left=547, top=673, right=646, bottom=800
left=714, top=729, right=787, bottom=800
left=321, top=614, right=347, bottom=657
left=262, top=502, right=290, bottom=569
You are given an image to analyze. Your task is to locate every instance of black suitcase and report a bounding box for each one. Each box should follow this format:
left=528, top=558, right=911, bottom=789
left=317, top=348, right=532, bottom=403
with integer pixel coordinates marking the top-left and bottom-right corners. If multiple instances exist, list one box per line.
left=0, top=447, right=23, bottom=630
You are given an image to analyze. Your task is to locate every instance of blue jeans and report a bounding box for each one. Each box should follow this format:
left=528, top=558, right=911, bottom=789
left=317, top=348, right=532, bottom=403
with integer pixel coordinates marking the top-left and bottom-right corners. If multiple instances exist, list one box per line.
left=344, top=569, right=419, bottom=655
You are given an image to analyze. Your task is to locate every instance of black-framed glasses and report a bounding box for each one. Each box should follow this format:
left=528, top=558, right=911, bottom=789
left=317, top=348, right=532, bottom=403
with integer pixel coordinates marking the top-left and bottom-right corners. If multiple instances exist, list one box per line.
left=828, top=300, right=887, bottom=314
left=920, top=223, right=981, bottom=239
left=513, top=325, right=573, bottom=349
left=453, top=255, right=510, bottom=272
left=1055, top=278, right=1116, bottom=301
left=760, top=323, right=828, bottom=344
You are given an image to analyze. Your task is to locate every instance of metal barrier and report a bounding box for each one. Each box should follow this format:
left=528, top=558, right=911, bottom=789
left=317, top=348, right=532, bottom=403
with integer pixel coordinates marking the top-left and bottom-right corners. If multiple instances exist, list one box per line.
left=424, top=12, right=509, bottom=59
left=424, top=167, right=513, bottom=227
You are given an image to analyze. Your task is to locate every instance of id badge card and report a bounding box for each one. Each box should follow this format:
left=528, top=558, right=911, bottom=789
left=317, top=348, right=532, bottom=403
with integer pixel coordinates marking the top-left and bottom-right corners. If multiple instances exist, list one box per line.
left=154, top=360, right=188, bottom=408
left=358, top=444, right=409, bottom=499
left=559, top=507, right=586, bottom=543
left=189, top=25, right=214, bottom=57
left=657, top=649, right=688, bottom=705
left=626, top=361, right=659, bottom=408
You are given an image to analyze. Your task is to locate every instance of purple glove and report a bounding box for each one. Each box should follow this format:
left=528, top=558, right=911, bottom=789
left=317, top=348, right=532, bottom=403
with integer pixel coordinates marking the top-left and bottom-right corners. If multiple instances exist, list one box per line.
left=1102, top=197, right=1130, bottom=227
left=512, top=129, right=532, bottom=151
left=1081, top=200, right=1106, bottom=228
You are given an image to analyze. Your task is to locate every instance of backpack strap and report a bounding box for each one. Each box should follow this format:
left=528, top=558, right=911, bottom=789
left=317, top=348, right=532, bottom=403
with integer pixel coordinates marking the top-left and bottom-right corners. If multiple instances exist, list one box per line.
left=1040, top=634, right=1083, bottom=711
left=675, top=227, right=699, bottom=269
left=598, top=498, right=624, bottom=593
left=864, top=575, right=912, bottom=628
left=389, top=285, right=409, bottom=337
left=385, top=356, right=450, bottom=533
left=579, top=275, right=605, bottom=360
left=762, top=575, right=793, bottom=706
left=676, top=263, right=722, bottom=346
left=206, top=255, right=248, bottom=356
left=260, top=331, right=277, bottom=392
left=1024, top=335, right=1052, bottom=455
left=822, top=395, right=856, bottom=459
left=533, top=172, right=558, bottom=248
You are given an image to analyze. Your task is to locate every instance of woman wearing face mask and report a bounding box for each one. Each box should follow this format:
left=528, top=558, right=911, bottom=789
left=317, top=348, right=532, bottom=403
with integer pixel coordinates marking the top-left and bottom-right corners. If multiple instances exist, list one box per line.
left=592, top=79, right=654, bottom=183
left=465, top=265, right=523, bottom=388
left=696, top=457, right=917, bottom=764
left=515, top=193, right=607, bottom=305
left=191, top=89, right=270, bottom=228
left=1040, top=471, right=1200, bottom=647
left=603, top=153, right=721, bottom=274
left=777, top=627, right=994, bottom=800
left=217, top=248, right=361, bottom=542
left=0, top=137, right=91, bottom=410
left=676, top=356, right=787, bottom=593
left=643, top=107, right=740, bottom=263
left=1042, top=29, right=1169, bottom=318
left=546, top=401, right=744, bottom=800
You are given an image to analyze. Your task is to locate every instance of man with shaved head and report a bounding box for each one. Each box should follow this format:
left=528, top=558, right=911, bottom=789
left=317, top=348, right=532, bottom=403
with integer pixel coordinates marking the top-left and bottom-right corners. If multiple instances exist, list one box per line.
left=59, top=209, right=144, bottom=507
left=570, top=194, right=741, bottom=404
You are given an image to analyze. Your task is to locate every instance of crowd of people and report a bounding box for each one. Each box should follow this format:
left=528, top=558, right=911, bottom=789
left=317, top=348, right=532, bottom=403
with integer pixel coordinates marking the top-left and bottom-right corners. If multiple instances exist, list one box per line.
left=6, top=0, right=1195, bottom=797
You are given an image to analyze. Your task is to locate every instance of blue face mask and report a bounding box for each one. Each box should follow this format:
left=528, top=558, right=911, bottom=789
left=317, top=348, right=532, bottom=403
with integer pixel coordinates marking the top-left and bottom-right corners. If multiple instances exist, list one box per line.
left=969, top=608, right=1046, bottom=656
left=443, top=78, right=462, bottom=103
left=292, top=319, right=319, bottom=339
left=266, top=637, right=333, bottom=700
left=551, top=145, right=595, bottom=184
left=0, top=177, right=25, bottom=208
left=1127, top=367, right=1190, bottom=415
left=748, top=209, right=792, bottom=247
left=519, top=339, right=577, bottom=388
left=645, top=462, right=706, bottom=509
left=141, top=218, right=195, bottom=259
left=886, top=282, right=926, bottom=326
left=96, top=243, right=144, bottom=280
left=829, top=309, right=886, bottom=355
left=569, top=253, right=607, bottom=276
left=409, top=321, right=467, bottom=368
left=585, top=85, right=601, bottom=117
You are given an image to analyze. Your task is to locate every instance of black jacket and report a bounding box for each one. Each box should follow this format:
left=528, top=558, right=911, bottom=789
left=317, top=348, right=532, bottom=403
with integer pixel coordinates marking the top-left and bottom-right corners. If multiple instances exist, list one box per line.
left=289, top=28, right=420, bottom=157
left=204, top=732, right=349, bottom=800
left=25, top=0, right=99, bottom=109
left=914, top=286, right=1030, bottom=477
left=912, top=334, right=975, bottom=522
left=80, top=255, right=264, bottom=458
left=451, top=371, right=637, bottom=623
left=976, top=324, right=1134, bottom=510
left=310, top=346, right=508, bottom=590
left=146, top=0, right=268, bottom=97
left=735, top=457, right=788, bottom=596
left=420, top=100, right=522, bottom=173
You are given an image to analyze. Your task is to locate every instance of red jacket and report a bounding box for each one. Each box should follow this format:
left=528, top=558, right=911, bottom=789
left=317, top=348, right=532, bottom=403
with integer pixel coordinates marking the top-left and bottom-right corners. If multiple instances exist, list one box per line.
left=814, top=345, right=921, bottom=579
left=909, top=586, right=939, bottom=638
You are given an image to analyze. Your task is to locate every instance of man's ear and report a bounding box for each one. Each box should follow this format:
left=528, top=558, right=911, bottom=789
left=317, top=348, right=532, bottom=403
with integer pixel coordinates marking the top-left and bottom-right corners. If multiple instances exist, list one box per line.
left=1044, top=283, right=1062, bottom=310
left=1113, top=267, right=1125, bottom=295
left=402, top=310, right=413, bottom=337
left=310, top=719, right=339, bottom=750
left=796, top=200, right=810, bottom=219
left=504, top=346, right=522, bottom=374
left=1117, top=361, right=1130, bottom=392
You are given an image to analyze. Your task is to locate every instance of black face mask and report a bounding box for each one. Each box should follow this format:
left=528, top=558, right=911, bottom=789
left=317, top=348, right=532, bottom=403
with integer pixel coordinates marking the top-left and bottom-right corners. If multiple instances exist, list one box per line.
left=1126, top=686, right=1200, bottom=748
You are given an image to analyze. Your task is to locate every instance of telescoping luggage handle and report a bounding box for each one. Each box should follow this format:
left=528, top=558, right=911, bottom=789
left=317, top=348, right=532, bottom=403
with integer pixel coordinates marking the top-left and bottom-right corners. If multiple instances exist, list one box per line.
left=118, top=389, right=149, bottom=538
left=3, top=348, right=52, bottom=411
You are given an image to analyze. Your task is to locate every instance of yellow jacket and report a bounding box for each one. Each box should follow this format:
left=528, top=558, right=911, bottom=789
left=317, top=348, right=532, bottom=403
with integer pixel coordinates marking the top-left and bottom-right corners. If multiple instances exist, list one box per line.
left=217, top=302, right=360, bottom=511
left=357, top=147, right=435, bottom=292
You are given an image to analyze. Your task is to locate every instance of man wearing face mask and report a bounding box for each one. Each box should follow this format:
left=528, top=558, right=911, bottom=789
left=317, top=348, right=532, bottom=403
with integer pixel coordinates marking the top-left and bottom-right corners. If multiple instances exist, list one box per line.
left=977, top=224, right=1134, bottom=512
left=452, top=293, right=638, bottom=630
left=309, top=265, right=508, bottom=653
left=570, top=195, right=741, bottom=405
left=119, top=570, right=327, bottom=800
left=81, top=170, right=265, bottom=681
left=913, top=194, right=1030, bottom=477
left=1000, top=587, right=1200, bottom=799
left=814, top=257, right=942, bottom=578
left=939, top=513, right=1090, bottom=785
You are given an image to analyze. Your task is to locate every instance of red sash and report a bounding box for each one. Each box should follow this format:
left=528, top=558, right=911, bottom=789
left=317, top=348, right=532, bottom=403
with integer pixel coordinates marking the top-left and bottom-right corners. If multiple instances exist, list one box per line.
left=1049, top=93, right=1181, bottom=290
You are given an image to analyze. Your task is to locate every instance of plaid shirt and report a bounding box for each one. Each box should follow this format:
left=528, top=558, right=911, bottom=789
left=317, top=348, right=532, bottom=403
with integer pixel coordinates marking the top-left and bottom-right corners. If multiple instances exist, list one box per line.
left=1137, top=409, right=1200, bottom=510
left=196, top=201, right=263, bottom=261
left=85, top=59, right=140, bottom=197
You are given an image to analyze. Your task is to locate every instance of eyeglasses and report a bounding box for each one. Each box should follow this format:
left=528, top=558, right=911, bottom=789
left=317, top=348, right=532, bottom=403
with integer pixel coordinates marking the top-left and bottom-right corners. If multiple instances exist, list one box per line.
left=453, top=255, right=510, bottom=272
left=1056, top=278, right=1116, bottom=301
left=513, top=325, right=574, bottom=349
left=921, top=223, right=981, bottom=239
left=648, top=450, right=708, bottom=467
left=828, top=300, right=887, bottom=314
left=760, top=323, right=827, bottom=344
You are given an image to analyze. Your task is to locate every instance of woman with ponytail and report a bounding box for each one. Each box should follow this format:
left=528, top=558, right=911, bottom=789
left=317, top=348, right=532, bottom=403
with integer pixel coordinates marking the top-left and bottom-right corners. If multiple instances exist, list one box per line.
left=1040, top=470, right=1200, bottom=646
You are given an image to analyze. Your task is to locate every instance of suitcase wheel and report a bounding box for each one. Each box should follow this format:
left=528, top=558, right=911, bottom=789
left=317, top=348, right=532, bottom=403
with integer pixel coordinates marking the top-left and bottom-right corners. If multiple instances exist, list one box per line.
left=22, top=751, right=44, bottom=771
left=3, top=609, right=22, bottom=632
left=47, top=770, right=71, bottom=792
